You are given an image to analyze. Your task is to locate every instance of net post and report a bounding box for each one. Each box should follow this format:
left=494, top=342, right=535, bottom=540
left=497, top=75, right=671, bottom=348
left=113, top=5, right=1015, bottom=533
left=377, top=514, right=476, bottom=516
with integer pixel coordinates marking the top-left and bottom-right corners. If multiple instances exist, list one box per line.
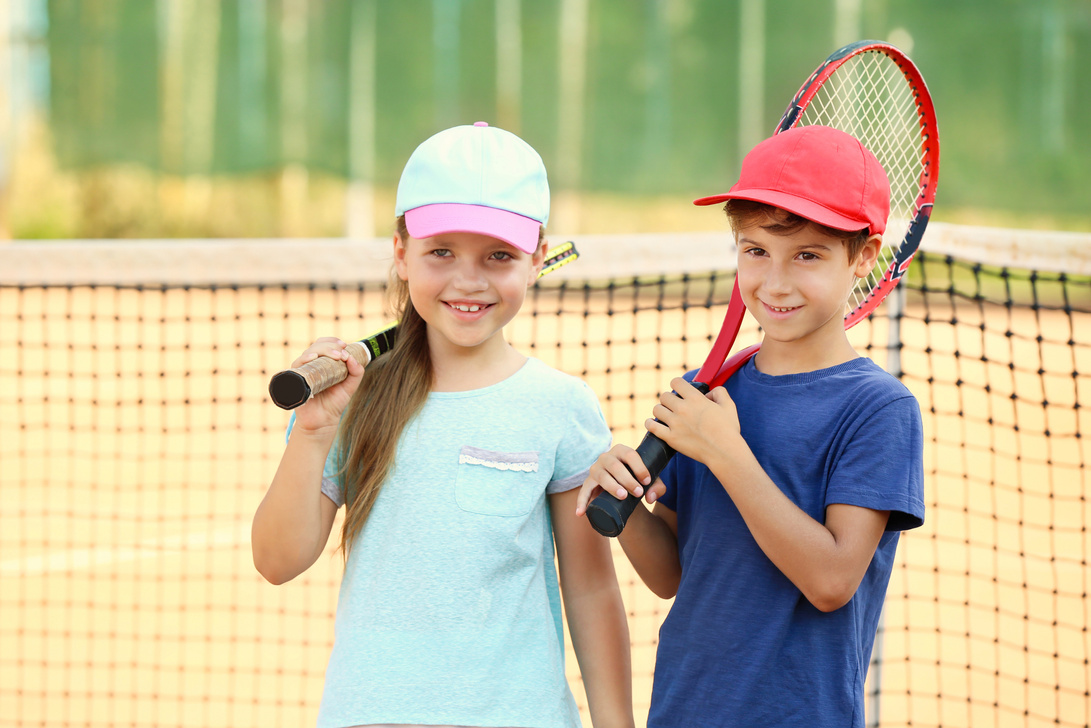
left=867, top=281, right=906, bottom=727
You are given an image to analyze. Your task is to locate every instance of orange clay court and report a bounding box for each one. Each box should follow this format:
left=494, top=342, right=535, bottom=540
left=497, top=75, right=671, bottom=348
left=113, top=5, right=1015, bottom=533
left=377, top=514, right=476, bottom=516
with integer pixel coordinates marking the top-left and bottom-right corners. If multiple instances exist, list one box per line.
left=1, top=227, right=1089, bottom=727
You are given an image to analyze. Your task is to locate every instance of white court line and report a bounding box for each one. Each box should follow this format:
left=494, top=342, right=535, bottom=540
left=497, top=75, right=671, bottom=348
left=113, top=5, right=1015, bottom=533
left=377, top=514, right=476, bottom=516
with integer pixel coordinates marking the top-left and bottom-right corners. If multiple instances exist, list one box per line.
left=0, top=523, right=251, bottom=577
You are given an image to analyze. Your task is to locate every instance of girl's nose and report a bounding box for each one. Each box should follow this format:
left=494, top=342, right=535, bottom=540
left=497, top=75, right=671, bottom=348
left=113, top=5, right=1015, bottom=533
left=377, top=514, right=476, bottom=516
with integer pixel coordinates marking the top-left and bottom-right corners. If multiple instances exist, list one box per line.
left=453, top=261, right=488, bottom=291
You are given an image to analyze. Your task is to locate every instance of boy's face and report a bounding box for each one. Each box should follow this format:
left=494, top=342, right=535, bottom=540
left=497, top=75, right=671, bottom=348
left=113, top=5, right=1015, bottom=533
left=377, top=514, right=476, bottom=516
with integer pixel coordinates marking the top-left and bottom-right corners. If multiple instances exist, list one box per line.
left=735, top=222, right=880, bottom=358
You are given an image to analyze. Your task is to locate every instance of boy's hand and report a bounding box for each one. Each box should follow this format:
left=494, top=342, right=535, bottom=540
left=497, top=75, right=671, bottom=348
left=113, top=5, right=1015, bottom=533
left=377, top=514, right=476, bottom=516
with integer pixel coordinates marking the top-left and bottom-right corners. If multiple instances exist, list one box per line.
left=645, top=377, right=741, bottom=463
left=574, top=445, right=667, bottom=517
left=290, top=337, right=365, bottom=433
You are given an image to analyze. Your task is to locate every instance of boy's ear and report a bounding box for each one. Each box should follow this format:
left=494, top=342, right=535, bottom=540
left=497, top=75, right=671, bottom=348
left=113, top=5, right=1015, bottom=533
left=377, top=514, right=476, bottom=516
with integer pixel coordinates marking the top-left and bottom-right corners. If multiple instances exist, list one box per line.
left=853, top=234, right=883, bottom=278
left=393, top=234, right=410, bottom=281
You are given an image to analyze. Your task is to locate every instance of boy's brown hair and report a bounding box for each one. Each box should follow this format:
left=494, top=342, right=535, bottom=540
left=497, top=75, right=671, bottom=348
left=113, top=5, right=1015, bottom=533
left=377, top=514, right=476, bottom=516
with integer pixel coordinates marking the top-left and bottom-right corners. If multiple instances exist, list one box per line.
left=724, top=199, right=872, bottom=261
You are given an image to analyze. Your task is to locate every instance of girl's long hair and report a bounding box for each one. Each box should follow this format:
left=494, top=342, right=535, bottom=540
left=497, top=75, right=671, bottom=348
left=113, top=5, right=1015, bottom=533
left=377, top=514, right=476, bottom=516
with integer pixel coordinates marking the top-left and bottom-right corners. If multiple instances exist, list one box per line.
left=333, top=218, right=545, bottom=558
left=334, top=217, right=432, bottom=558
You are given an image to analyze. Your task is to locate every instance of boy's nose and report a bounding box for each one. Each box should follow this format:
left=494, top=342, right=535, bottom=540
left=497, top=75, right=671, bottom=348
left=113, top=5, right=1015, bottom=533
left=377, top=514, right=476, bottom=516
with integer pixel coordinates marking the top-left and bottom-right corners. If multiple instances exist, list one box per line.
left=761, top=263, right=793, bottom=294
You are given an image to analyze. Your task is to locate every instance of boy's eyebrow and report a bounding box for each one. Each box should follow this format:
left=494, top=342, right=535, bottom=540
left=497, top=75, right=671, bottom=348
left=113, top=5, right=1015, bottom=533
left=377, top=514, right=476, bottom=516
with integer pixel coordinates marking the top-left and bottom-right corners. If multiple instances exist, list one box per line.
left=737, top=236, right=835, bottom=251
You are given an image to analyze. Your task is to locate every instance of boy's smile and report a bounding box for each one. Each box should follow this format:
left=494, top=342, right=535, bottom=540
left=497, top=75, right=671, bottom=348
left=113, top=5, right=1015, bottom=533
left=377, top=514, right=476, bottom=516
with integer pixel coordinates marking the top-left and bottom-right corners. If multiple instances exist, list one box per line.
left=736, top=222, right=878, bottom=372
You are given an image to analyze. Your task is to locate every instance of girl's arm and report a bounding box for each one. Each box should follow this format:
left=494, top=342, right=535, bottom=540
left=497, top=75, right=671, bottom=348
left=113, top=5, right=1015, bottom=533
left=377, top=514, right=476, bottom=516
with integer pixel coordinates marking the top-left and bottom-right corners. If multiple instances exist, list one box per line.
left=575, top=446, right=682, bottom=599
left=252, top=425, right=341, bottom=584
left=252, top=339, right=364, bottom=584
left=550, top=487, right=635, bottom=728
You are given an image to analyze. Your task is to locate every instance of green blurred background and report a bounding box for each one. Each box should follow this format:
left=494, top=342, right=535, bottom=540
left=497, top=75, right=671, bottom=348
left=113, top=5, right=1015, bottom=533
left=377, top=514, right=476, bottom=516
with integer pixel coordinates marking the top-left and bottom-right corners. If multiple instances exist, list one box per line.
left=2, top=0, right=1089, bottom=240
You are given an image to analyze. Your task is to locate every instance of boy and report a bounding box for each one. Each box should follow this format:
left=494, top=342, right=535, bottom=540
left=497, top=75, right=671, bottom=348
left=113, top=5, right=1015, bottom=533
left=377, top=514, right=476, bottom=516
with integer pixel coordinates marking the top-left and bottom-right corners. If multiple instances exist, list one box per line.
left=575, top=125, right=925, bottom=727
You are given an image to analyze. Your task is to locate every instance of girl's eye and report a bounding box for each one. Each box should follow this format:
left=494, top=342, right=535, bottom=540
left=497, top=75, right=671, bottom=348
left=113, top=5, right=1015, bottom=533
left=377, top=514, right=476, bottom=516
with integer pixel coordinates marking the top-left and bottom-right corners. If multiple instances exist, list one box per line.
left=430, top=248, right=451, bottom=258
left=490, top=251, right=514, bottom=261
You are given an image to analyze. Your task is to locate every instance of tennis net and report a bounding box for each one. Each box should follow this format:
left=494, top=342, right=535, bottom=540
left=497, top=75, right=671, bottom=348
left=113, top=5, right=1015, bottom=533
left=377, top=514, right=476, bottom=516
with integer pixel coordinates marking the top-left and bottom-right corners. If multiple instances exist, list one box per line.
left=1, top=222, right=1088, bottom=727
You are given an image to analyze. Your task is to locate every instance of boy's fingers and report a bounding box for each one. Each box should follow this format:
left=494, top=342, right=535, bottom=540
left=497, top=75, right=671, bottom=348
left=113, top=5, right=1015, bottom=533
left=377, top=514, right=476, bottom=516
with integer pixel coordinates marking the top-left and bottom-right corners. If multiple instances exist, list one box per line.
left=670, top=377, right=696, bottom=395
left=646, top=417, right=669, bottom=440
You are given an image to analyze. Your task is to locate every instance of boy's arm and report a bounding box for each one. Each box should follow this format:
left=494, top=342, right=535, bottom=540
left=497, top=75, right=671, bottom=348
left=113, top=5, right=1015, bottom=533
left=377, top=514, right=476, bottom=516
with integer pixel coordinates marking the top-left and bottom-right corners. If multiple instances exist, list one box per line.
left=575, top=447, right=682, bottom=599
left=649, top=378, right=888, bottom=612
left=704, top=439, right=888, bottom=612
left=550, top=488, right=635, bottom=728
left=616, top=500, right=681, bottom=599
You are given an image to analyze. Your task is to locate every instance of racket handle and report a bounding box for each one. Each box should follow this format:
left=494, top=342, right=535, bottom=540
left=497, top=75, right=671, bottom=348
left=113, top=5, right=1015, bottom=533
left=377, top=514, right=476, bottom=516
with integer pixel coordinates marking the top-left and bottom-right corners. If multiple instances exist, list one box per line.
left=268, top=341, right=372, bottom=410
left=586, top=381, right=710, bottom=537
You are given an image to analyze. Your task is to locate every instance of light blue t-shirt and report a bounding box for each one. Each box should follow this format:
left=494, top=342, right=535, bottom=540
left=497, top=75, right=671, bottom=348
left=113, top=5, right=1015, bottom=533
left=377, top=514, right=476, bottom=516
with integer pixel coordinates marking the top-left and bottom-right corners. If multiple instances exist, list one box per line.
left=300, top=358, right=611, bottom=728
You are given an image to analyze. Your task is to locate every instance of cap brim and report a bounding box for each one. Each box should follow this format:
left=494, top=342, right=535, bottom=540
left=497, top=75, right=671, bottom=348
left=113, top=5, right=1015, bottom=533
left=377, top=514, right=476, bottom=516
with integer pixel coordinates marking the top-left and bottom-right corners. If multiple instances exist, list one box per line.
left=405, top=204, right=542, bottom=253
left=694, top=190, right=878, bottom=234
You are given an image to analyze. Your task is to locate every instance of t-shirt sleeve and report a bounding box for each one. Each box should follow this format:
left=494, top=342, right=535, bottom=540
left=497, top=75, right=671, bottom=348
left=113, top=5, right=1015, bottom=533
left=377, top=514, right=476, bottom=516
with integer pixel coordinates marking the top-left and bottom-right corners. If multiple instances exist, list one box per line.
left=285, top=412, right=346, bottom=508
left=826, top=394, right=925, bottom=531
left=547, top=380, right=613, bottom=494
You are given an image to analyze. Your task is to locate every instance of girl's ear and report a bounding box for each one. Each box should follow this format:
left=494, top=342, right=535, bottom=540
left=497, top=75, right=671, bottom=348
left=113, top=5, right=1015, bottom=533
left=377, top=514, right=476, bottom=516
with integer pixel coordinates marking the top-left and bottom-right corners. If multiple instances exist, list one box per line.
left=527, top=240, right=548, bottom=287
left=854, top=234, right=883, bottom=278
left=393, top=234, right=410, bottom=281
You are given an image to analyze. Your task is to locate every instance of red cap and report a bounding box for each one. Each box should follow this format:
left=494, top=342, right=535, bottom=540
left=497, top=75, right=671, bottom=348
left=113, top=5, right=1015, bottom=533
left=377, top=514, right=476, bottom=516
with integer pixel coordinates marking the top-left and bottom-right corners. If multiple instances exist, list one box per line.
left=694, top=125, right=890, bottom=236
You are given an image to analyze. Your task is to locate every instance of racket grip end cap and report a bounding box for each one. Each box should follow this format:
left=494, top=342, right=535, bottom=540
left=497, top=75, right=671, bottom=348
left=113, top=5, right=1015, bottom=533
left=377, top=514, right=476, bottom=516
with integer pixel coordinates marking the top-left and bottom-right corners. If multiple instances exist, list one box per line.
left=586, top=494, right=641, bottom=538
left=269, top=371, right=312, bottom=410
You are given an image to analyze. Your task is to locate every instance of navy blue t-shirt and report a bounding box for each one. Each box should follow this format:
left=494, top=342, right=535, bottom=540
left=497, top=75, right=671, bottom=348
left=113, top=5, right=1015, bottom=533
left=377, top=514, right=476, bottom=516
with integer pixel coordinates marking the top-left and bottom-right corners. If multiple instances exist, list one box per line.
left=649, top=356, right=925, bottom=728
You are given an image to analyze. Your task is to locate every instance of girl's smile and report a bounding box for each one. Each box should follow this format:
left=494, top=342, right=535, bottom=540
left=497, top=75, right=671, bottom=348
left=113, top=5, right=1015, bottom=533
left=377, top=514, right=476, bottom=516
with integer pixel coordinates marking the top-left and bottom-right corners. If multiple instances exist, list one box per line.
left=394, top=230, right=544, bottom=364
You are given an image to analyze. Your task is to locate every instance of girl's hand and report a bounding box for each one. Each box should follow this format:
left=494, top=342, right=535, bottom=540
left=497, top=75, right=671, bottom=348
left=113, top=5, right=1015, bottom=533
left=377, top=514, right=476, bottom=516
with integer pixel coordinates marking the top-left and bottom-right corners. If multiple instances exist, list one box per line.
left=574, top=444, right=666, bottom=517
left=289, top=337, right=365, bottom=432
left=645, top=378, right=741, bottom=464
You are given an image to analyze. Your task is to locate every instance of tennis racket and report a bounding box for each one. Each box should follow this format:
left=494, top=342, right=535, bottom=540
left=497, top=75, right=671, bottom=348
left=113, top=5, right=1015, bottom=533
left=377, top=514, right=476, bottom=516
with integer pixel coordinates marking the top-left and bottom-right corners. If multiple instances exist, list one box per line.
left=586, top=39, right=940, bottom=537
left=268, top=241, right=580, bottom=410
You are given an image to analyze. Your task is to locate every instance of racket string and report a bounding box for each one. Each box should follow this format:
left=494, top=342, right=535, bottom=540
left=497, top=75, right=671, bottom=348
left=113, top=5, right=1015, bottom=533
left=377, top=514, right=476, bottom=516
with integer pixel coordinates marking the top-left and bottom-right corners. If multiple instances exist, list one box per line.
left=796, top=50, right=930, bottom=317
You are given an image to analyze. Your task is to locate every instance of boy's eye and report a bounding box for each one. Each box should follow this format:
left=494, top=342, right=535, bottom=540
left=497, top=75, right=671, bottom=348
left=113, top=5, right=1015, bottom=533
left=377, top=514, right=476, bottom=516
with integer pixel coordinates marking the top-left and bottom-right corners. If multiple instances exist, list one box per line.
left=798, top=251, right=819, bottom=261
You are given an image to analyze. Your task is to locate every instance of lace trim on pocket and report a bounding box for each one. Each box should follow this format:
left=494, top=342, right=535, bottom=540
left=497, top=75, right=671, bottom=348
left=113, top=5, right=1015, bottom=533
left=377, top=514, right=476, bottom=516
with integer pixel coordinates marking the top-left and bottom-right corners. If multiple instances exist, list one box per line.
left=458, top=446, right=539, bottom=473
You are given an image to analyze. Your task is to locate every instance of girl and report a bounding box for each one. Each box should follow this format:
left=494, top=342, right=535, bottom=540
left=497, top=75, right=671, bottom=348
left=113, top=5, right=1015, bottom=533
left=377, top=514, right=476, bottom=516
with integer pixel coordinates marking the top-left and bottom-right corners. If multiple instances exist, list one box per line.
left=252, top=122, right=634, bottom=728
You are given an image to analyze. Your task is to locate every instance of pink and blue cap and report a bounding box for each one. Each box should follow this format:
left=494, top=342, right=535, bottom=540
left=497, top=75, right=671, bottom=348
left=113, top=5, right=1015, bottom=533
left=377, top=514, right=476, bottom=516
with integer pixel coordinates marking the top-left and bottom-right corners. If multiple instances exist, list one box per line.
left=395, top=122, right=550, bottom=254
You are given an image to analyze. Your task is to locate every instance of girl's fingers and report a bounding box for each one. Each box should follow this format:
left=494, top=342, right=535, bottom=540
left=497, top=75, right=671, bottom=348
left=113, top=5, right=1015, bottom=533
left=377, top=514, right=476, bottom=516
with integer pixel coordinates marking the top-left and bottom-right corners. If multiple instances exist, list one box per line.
left=290, top=339, right=350, bottom=369
left=620, top=449, right=652, bottom=487
left=645, top=479, right=667, bottom=504
left=574, top=481, right=604, bottom=515
left=605, top=459, right=644, bottom=499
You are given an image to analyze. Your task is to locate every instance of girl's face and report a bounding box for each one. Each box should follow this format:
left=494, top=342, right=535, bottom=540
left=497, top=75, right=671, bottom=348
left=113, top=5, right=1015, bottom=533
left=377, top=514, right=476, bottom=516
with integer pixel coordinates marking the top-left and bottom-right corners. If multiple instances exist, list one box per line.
left=735, top=222, right=879, bottom=364
left=393, top=232, right=544, bottom=359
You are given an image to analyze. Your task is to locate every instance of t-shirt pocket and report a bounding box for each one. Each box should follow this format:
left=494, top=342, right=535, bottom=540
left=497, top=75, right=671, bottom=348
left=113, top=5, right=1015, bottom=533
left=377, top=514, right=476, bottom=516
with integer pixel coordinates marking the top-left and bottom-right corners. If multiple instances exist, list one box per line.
left=455, top=445, right=542, bottom=517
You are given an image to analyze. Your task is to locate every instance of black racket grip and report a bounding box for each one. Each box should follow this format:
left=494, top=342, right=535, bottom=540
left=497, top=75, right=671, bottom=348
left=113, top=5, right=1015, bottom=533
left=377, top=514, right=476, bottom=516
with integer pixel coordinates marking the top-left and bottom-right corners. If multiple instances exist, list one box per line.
left=586, top=381, right=710, bottom=537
